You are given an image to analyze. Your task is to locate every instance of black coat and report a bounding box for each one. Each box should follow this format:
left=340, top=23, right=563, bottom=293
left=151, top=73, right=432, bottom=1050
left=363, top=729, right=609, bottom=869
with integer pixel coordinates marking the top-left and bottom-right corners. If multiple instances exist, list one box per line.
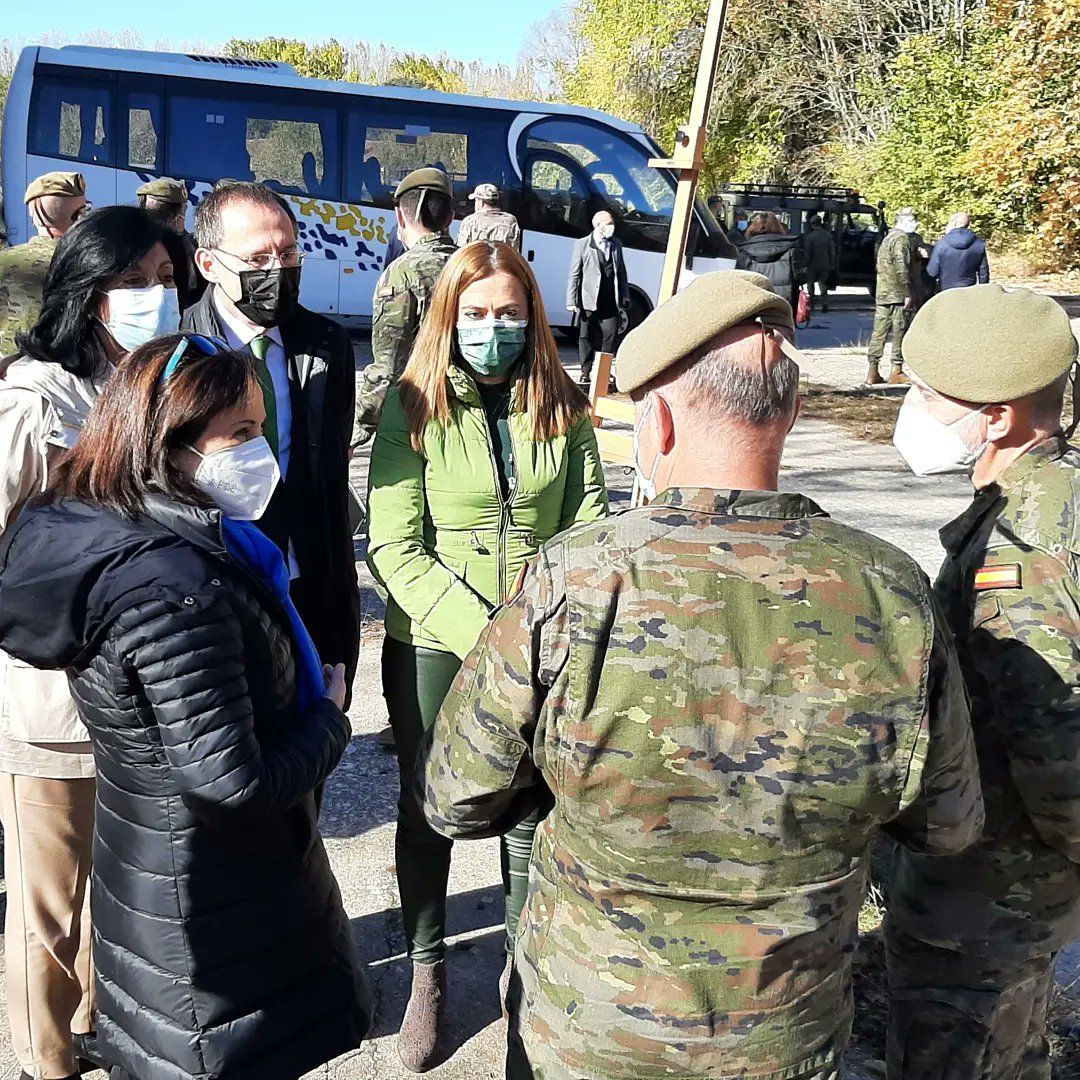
left=182, top=289, right=361, bottom=683
left=736, top=233, right=805, bottom=309
left=0, top=495, right=372, bottom=1080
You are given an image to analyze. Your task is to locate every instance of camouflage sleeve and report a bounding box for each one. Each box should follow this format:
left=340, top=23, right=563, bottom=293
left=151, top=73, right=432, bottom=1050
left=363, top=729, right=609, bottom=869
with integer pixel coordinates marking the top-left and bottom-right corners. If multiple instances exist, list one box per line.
left=355, top=271, right=418, bottom=442
left=886, top=596, right=984, bottom=854
left=422, top=545, right=567, bottom=840
left=970, top=546, right=1080, bottom=862
left=457, top=217, right=474, bottom=248
left=509, top=220, right=522, bottom=252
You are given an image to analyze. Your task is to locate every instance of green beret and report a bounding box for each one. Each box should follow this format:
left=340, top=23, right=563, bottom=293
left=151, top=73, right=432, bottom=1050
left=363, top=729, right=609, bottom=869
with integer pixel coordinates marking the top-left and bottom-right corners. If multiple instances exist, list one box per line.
left=616, top=270, right=795, bottom=393
left=24, top=171, right=85, bottom=203
left=136, top=177, right=188, bottom=204
left=903, top=284, right=1078, bottom=403
left=394, top=168, right=452, bottom=203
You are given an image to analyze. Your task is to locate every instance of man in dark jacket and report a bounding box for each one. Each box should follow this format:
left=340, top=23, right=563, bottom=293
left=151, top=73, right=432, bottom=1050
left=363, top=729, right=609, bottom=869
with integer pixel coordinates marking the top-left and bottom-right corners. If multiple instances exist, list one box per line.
left=927, top=213, right=990, bottom=291
left=185, top=182, right=360, bottom=685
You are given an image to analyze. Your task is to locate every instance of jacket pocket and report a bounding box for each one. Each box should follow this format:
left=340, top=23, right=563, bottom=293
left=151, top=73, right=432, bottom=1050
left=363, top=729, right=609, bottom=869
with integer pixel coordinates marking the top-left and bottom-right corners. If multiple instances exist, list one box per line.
left=0, top=652, right=88, bottom=743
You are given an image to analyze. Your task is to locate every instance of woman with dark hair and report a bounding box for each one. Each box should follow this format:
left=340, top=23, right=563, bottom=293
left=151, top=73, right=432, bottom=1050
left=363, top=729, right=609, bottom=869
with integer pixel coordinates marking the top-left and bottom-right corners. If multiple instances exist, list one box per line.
left=0, top=204, right=177, bottom=1080
left=736, top=211, right=805, bottom=312
left=367, top=240, right=608, bottom=1070
left=0, top=334, right=372, bottom=1080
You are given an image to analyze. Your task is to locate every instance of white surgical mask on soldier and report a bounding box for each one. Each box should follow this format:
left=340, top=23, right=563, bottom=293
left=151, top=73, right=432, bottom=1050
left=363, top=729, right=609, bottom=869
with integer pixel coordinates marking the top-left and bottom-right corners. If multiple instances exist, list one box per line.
left=632, top=398, right=663, bottom=501
left=893, top=395, right=989, bottom=477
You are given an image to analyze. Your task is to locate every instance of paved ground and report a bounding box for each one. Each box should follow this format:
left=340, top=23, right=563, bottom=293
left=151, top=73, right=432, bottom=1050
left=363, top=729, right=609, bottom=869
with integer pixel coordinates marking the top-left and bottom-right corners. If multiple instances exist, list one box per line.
left=1, top=301, right=1078, bottom=1078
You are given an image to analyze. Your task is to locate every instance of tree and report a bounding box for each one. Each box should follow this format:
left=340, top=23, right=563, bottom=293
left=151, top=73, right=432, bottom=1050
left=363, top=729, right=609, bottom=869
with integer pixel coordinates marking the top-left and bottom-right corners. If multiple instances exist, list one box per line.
left=384, top=53, right=467, bottom=94
left=224, top=37, right=347, bottom=81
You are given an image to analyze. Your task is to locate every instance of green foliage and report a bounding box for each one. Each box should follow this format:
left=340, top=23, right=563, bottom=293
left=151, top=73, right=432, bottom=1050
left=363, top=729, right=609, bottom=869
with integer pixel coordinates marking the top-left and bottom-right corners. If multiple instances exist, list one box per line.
left=385, top=54, right=467, bottom=94
left=224, top=37, right=347, bottom=81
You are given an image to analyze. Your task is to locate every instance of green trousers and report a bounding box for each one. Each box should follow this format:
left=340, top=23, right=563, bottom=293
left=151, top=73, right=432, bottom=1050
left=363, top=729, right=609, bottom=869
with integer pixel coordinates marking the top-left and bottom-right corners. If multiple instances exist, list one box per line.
left=867, top=302, right=909, bottom=367
left=885, top=920, right=1054, bottom=1080
left=382, top=636, right=542, bottom=965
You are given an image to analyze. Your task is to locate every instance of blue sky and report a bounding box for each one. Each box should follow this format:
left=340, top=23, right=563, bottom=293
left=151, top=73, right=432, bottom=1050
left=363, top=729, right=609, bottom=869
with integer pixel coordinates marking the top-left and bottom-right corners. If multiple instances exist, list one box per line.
left=5, top=1, right=565, bottom=66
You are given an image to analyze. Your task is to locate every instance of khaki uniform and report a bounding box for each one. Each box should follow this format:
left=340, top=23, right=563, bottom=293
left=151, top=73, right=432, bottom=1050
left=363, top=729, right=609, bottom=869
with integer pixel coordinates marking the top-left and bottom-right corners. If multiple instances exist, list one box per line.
left=0, top=236, right=57, bottom=357
left=354, top=231, right=457, bottom=444
left=457, top=207, right=521, bottom=250
left=869, top=229, right=914, bottom=371
left=425, top=487, right=983, bottom=1080
left=887, top=435, right=1080, bottom=1080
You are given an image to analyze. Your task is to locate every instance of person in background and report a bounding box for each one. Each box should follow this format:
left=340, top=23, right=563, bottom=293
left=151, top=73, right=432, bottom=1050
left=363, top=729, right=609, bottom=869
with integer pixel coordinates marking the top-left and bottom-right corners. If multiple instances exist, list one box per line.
left=0, top=205, right=176, bottom=1080
left=423, top=270, right=982, bottom=1080
left=185, top=181, right=360, bottom=689
left=927, top=212, right=991, bottom=291
left=867, top=207, right=920, bottom=386
left=136, top=177, right=206, bottom=311
left=735, top=211, right=804, bottom=312
left=803, top=214, right=837, bottom=312
left=355, top=168, right=458, bottom=446
left=367, top=241, right=607, bottom=1072
left=383, top=225, right=407, bottom=270
left=457, top=183, right=521, bottom=250
left=567, top=209, right=629, bottom=388
left=0, top=335, right=372, bottom=1080
left=889, top=284, right=1080, bottom=1080
left=727, top=208, right=750, bottom=247
left=0, top=172, right=89, bottom=356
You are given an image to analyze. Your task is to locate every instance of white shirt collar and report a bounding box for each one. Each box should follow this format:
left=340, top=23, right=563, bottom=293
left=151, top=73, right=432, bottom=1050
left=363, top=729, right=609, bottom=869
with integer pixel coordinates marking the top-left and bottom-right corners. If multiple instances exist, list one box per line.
left=211, top=287, right=283, bottom=349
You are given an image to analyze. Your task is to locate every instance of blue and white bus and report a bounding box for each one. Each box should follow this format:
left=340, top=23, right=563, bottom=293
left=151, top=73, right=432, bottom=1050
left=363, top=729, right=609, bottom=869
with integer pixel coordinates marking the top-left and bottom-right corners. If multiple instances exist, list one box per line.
left=1, top=45, right=735, bottom=329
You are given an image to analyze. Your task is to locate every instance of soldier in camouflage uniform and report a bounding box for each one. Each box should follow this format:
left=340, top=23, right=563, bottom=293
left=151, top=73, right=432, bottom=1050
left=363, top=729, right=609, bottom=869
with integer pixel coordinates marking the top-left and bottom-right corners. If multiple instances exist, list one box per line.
left=889, top=283, right=1080, bottom=1080
left=0, top=172, right=87, bottom=356
left=354, top=167, right=457, bottom=446
left=867, top=207, right=920, bottom=386
left=457, top=183, right=521, bottom=250
left=423, top=270, right=984, bottom=1080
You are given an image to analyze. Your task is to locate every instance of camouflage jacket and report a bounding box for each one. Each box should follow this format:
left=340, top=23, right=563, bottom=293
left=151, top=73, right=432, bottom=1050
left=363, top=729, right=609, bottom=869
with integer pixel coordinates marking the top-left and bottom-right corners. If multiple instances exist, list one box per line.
left=890, top=436, right=1080, bottom=962
left=0, top=236, right=57, bottom=358
left=875, top=228, right=914, bottom=305
left=354, top=231, right=457, bottom=444
left=425, top=488, right=982, bottom=1080
left=457, top=209, right=522, bottom=250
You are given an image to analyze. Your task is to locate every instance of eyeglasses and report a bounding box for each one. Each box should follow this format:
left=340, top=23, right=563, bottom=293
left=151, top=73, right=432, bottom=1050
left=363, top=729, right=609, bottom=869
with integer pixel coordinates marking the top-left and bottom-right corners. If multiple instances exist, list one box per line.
left=212, top=247, right=304, bottom=272
left=159, top=334, right=229, bottom=386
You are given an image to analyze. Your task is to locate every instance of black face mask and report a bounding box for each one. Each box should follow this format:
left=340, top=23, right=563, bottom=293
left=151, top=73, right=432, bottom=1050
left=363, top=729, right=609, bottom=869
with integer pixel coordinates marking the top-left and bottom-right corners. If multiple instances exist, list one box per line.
left=234, top=265, right=301, bottom=328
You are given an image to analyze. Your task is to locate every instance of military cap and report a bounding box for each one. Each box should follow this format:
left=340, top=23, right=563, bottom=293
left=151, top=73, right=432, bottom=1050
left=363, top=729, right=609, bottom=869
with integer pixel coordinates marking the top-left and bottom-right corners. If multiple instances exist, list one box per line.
left=24, top=171, right=85, bottom=203
left=394, top=168, right=452, bottom=203
left=903, top=283, right=1077, bottom=403
left=616, top=270, right=796, bottom=393
left=136, top=177, right=188, bottom=204
left=469, top=183, right=499, bottom=202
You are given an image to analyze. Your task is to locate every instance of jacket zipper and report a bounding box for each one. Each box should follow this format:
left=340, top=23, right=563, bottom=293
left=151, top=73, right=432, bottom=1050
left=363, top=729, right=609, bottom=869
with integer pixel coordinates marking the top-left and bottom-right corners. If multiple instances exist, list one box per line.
left=477, top=395, right=518, bottom=602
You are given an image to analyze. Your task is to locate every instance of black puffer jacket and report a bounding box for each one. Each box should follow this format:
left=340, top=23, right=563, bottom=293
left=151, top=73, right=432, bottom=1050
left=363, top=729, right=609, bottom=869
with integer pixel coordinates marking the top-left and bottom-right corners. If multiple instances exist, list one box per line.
left=736, top=233, right=805, bottom=310
left=0, top=495, right=371, bottom=1080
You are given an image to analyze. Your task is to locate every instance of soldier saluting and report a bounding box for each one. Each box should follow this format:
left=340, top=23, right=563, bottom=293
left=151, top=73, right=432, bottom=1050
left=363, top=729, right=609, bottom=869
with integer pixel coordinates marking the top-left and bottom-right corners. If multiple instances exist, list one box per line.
left=422, top=270, right=984, bottom=1080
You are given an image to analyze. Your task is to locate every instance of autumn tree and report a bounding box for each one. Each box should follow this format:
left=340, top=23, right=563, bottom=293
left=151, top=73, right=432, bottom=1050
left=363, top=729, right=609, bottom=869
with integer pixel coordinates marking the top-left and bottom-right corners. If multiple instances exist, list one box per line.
left=224, top=37, right=347, bottom=81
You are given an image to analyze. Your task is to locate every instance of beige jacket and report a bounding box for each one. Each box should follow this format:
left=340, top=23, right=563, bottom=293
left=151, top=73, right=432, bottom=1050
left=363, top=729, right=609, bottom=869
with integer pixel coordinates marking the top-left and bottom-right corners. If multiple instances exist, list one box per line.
left=0, top=354, right=106, bottom=778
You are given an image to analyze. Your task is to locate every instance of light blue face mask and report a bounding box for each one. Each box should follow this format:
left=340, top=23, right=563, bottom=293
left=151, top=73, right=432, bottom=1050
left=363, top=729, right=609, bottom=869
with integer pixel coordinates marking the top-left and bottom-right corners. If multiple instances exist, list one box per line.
left=457, top=319, right=528, bottom=377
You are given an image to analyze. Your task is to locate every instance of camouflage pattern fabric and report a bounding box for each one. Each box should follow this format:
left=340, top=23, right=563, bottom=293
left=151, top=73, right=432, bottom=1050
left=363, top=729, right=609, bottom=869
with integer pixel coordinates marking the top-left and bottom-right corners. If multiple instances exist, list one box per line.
left=457, top=208, right=522, bottom=251
left=424, top=487, right=983, bottom=1080
left=0, top=236, right=57, bottom=357
left=354, top=231, right=457, bottom=445
left=875, top=228, right=914, bottom=305
left=867, top=303, right=909, bottom=367
left=888, top=436, right=1080, bottom=1075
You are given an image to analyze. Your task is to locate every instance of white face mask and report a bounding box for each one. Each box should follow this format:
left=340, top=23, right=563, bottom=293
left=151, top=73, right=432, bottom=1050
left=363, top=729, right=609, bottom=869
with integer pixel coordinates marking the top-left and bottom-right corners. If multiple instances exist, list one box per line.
left=632, top=398, right=663, bottom=502
left=101, top=284, right=180, bottom=354
left=595, top=223, right=615, bottom=241
left=189, top=436, right=281, bottom=521
left=893, top=395, right=989, bottom=477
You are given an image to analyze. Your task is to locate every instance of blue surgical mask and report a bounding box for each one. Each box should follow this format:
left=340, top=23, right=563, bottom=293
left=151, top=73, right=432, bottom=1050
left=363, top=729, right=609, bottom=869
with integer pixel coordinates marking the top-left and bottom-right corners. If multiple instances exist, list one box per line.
left=101, top=284, right=180, bottom=354
left=737, top=220, right=749, bottom=232
left=457, top=319, right=528, bottom=377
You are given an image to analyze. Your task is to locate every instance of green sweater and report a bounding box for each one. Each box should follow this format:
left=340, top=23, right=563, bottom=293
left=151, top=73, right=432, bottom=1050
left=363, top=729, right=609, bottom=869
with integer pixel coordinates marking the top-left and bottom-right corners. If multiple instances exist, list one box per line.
left=367, top=365, right=609, bottom=658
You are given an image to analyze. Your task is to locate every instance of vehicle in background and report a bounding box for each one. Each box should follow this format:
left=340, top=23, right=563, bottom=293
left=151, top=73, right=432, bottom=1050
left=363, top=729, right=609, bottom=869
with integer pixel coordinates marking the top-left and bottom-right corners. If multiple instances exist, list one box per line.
left=712, top=184, right=886, bottom=295
left=2, top=45, right=736, bottom=330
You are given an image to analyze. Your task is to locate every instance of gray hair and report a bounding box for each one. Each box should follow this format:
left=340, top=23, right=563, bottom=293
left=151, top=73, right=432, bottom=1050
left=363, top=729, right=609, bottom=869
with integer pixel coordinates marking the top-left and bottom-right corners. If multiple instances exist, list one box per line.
left=947, top=212, right=971, bottom=232
left=194, top=182, right=297, bottom=249
left=674, top=332, right=800, bottom=425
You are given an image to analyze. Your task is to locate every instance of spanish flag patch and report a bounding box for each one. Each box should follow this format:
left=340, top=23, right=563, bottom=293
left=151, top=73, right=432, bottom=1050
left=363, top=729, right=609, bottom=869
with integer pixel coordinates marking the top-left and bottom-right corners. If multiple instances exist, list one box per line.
left=974, top=564, right=1022, bottom=591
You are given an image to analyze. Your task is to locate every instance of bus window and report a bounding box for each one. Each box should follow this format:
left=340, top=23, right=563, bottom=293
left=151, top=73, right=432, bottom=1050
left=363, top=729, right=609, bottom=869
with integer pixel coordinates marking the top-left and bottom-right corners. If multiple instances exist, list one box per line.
left=29, top=75, right=114, bottom=166
left=247, top=118, right=326, bottom=194
left=120, top=77, right=163, bottom=172
left=363, top=126, right=468, bottom=206
left=521, top=154, right=590, bottom=237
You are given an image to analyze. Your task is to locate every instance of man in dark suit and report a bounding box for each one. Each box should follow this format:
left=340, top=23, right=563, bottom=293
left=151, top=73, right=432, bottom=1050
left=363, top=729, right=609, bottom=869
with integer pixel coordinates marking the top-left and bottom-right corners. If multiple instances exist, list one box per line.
left=184, top=182, right=360, bottom=686
left=567, top=210, right=629, bottom=386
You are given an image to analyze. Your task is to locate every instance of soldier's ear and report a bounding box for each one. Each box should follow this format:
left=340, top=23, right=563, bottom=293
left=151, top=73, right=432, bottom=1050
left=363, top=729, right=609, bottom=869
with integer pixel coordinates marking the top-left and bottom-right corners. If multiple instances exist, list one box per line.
left=650, top=393, right=676, bottom=455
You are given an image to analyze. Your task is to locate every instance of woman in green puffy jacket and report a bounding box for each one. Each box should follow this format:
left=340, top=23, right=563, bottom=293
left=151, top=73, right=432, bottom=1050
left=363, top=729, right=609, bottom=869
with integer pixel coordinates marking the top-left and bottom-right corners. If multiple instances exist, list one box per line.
left=367, top=240, right=608, bottom=1071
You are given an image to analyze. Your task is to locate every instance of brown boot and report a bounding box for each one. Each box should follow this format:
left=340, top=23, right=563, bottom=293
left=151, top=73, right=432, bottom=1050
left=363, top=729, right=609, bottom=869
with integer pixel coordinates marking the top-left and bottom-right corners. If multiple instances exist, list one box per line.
left=865, top=363, right=884, bottom=386
left=398, top=961, right=445, bottom=1072
left=888, top=367, right=910, bottom=385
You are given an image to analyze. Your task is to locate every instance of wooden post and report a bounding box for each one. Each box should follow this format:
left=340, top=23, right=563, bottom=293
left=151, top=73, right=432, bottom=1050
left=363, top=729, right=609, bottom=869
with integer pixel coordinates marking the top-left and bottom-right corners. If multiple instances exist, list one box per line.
left=649, top=0, right=731, bottom=304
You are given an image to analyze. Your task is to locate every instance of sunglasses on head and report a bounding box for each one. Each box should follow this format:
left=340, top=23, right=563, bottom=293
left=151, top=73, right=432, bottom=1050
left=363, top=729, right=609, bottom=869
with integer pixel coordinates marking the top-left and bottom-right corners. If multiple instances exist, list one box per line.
left=159, top=334, right=229, bottom=386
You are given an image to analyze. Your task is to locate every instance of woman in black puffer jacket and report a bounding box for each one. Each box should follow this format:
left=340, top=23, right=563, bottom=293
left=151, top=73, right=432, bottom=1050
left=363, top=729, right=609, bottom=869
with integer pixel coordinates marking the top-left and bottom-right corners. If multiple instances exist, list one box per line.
left=0, top=335, right=371, bottom=1080
left=735, top=211, right=805, bottom=312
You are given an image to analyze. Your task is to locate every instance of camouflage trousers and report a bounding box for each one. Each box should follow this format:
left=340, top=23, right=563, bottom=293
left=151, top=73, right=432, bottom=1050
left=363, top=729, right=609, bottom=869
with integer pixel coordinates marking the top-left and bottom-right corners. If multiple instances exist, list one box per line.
left=884, top=921, right=1054, bottom=1080
left=867, top=303, right=909, bottom=368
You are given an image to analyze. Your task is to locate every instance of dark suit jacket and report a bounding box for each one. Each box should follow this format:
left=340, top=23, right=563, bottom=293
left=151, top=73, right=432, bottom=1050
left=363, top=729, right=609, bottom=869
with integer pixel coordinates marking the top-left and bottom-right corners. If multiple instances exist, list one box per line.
left=182, top=288, right=360, bottom=682
left=567, top=234, right=629, bottom=313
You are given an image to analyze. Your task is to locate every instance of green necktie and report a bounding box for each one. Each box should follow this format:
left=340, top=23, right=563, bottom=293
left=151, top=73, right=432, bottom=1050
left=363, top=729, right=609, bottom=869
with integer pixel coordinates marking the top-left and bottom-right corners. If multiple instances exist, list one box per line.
left=249, top=335, right=279, bottom=459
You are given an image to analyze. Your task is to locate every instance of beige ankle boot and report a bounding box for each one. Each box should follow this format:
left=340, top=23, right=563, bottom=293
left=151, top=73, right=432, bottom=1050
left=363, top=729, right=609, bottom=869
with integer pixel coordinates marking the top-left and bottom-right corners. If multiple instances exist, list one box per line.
left=398, top=960, right=445, bottom=1072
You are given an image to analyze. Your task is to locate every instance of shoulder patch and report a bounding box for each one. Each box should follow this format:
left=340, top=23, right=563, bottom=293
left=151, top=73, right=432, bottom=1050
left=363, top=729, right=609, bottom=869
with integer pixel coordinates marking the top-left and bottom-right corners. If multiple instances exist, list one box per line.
left=377, top=287, right=395, bottom=300
left=974, top=564, right=1022, bottom=591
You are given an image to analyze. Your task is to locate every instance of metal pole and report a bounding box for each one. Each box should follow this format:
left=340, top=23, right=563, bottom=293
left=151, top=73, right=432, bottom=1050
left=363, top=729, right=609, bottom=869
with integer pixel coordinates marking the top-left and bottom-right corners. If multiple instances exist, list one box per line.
left=649, top=0, right=731, bottom=303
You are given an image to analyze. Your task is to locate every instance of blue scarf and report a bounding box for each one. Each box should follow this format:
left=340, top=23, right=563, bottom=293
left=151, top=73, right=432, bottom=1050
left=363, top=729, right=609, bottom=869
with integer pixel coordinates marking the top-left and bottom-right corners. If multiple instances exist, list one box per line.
left=221, top=518, right=324, bottom=712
